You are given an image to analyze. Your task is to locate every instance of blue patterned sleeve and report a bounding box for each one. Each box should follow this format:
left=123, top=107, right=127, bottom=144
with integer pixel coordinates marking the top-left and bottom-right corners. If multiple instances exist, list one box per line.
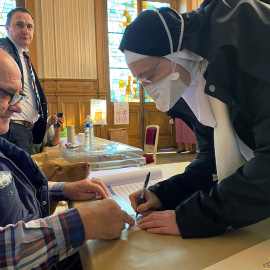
left=0, top=208, right=85, bottom=269
left=48, top=182, right=67, bottom=202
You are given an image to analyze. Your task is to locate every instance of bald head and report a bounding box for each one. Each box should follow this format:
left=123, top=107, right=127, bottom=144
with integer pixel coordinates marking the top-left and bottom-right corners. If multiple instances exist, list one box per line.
left=0, top=49, right=23, bottom=135
left=0, top=49, right=21, bottom=91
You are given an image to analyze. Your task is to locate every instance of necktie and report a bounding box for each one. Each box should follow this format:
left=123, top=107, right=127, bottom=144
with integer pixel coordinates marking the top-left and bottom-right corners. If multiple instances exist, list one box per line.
left=23, top=51, right=42, bottom=113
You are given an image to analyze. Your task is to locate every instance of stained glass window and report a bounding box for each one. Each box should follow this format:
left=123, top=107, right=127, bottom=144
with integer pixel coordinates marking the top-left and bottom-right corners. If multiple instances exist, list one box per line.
left=0, top=0, right=16, bottom=38
left=142, top=1, right=170, bottom=10
left=107, top=0, right=171, bottom=103
left=108, top=1, right=138, bottom=103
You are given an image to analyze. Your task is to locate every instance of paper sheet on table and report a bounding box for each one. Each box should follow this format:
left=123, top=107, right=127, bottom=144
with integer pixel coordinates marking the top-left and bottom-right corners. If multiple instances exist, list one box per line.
left=89, top=166, right=162, bottom=186
left=89, top=166, right=163, bottom=230
left=203, top=239, right=270, bottom=270
left=108, top=179, right=161, bottom=230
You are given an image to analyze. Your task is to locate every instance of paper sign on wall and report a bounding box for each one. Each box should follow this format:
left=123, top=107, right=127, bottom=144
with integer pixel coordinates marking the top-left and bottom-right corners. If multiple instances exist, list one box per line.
left=91, top=99, right=106, bottom=125
left=114, top=102, right=129, bottom=125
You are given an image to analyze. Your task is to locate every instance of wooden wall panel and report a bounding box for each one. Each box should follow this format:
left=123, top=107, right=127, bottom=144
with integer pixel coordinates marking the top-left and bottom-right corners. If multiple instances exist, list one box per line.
left=107, top=103, right=143, bottom=149
left=144, top=104, right=175, bottom=149
left=42, top=78, right=108, bottom=138
left=62, top=100, right=80, bottom=128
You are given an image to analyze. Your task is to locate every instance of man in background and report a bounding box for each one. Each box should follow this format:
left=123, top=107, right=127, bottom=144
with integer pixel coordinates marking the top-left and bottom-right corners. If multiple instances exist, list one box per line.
left=0, top=7, right=47, bottom=154
left=32, top=114, right=65, bottom=154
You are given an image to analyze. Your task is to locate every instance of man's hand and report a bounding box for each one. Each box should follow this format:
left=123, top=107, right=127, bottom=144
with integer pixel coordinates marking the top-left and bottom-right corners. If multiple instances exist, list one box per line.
left=129, top=189, right=163, bottom=216
left=62, top=178, right=109, bottom=201
left=78, top=199, right=135, bottom=240
left=47, top=115, right=58, bottom=126
left=56, top=117, right=64, bottom=129
left=137, top=210, right=180, bottom=235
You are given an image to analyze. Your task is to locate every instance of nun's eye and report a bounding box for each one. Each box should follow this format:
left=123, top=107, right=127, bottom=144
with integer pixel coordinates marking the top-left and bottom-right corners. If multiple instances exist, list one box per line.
left=56, top=167, right=61, bottom=171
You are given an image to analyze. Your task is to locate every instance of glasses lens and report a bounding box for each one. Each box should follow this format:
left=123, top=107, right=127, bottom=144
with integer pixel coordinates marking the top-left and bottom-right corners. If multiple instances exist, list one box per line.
left=21, top=95, right=29, bottom=104
left=9, top=95, right=20, bottom=106
left=9, top=94, right=29, bottom=105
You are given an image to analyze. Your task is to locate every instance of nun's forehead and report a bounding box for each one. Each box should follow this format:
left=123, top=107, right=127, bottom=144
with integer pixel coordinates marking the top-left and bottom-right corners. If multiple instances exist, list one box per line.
left=124, top=50, right=149, bottom=65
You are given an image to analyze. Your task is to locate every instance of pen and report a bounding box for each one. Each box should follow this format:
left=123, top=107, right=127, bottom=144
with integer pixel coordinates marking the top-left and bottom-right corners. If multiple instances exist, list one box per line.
left=136, top=172, right=151, bottom=217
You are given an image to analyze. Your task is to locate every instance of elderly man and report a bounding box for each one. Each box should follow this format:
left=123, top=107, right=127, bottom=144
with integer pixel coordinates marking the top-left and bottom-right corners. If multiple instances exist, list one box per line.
left=0, top=7, right=47, bottom=154
left=0, top=49, right=134, bottom=269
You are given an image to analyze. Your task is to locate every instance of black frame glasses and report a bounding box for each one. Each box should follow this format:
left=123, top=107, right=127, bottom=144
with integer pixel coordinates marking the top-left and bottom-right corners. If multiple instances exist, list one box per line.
left=135, top=57, right=162, bottom=84
left=0, top=87, right=29, bottom=105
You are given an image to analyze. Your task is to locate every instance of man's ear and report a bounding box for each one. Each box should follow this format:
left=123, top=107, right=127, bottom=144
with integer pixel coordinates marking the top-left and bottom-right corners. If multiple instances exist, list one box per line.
left=5, top=24, right=9, bottom=34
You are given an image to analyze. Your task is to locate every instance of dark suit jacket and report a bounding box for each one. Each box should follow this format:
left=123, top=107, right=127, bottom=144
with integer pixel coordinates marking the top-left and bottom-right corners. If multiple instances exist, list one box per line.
left=0, top=37, right=47, bottom=144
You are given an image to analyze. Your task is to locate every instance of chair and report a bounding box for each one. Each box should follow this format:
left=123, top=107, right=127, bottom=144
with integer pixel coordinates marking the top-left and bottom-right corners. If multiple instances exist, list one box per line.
left=143, top=125, right=159, bottom=164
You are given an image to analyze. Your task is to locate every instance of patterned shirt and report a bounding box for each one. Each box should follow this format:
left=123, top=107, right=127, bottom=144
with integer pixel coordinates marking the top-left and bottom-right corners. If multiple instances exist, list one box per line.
left=0, top=183, right=85, bottom=269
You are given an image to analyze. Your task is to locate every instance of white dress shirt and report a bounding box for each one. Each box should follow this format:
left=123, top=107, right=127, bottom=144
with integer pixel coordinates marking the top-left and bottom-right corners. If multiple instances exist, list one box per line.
left=9, top=38, right=40, bottom=123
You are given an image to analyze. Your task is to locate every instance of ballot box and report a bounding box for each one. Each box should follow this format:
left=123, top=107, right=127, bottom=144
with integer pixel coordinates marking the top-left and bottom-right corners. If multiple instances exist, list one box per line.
left=59, top=142, right=146, bottom=171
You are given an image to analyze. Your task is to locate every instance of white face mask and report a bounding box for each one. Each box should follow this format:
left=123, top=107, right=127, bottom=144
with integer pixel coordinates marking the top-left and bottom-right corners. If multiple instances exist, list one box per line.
left=144, top=72, right=187, bottom=112
left=143, top=10, right=186, bottom=112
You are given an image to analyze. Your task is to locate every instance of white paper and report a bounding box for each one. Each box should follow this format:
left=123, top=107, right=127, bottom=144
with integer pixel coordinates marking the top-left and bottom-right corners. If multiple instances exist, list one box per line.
left=204, top=239, right=270, bottom=270
left=89, top=166, right=162, bottom=187
left=114, top=102, right=129, bottom=125
left=89, top=166, right=163, bottom=231
left=108, top=179, right=161, bottom=231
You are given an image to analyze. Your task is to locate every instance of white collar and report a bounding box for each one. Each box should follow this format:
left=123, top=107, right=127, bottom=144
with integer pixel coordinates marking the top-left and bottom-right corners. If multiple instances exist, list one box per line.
left=9, top=37, right=29, bottom=54
left=182, top=59, right=216, bottom=128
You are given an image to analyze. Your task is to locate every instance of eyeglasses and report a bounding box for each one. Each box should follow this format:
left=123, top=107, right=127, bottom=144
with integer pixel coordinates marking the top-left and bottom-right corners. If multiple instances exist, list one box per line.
left=135, top=57, right=161, bottom=84
left=0, top=87, right=29, bottom=106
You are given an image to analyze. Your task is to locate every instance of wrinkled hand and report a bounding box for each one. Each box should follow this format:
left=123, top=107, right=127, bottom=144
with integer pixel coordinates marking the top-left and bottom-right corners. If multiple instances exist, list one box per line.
left=129, top=189, right=163, bottom=216
left=63, top=178, right=109, bottom=201
left=78, top=199, right=135, bottom=240
left=138, top=210, right=180, bottom=235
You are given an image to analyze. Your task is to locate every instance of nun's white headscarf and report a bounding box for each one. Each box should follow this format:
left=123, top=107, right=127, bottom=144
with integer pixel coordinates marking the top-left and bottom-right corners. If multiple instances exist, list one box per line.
left=124, top=49, right=216, bottom=128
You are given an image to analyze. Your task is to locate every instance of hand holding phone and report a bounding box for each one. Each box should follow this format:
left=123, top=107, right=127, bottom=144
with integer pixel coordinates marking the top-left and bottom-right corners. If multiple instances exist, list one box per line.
left=54, top=111, right=64, bottom=128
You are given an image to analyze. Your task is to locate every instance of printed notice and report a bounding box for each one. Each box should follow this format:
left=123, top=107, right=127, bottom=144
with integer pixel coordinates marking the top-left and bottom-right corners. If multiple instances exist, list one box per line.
left=114, top=102, right=129, bottom=125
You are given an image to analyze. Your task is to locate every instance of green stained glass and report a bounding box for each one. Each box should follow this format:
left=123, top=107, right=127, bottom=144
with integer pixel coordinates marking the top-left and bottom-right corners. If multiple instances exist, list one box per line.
left=107, top=0, right=171, bottom=103
left=0, top=0, right=16, bottom=37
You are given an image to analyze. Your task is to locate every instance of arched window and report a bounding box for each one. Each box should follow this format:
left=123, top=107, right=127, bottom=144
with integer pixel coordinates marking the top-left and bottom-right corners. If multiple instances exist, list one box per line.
left=0, top=0, right=16, bottom=37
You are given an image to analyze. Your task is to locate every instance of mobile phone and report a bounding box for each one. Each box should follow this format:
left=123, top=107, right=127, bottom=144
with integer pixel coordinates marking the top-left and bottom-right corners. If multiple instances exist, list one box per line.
left=54, top=111, right=64, bottom=128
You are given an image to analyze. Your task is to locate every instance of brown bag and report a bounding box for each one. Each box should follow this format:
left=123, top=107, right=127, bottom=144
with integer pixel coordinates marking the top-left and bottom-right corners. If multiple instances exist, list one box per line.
left=108, top=128, right=129, bottom=145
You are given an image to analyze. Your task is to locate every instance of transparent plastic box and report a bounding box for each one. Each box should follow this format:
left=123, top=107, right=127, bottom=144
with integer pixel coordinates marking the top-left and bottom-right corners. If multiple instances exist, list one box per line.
left=59, top=142, right=146, bottom=171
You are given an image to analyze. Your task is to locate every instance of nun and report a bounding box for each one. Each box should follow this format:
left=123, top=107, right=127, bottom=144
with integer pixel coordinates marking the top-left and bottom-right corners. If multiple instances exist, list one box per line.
left=120, top=0, right=270, bottom=238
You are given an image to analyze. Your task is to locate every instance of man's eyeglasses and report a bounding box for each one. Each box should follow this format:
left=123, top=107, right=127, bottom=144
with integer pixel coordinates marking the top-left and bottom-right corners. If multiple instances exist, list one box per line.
left=0, top=88, right=29, bottom=106
left=135, top=57, right=161, bottom=84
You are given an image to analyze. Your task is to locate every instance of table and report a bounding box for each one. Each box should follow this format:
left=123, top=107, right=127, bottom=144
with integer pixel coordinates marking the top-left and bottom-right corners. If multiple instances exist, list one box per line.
left=73, top=163, right=270, bottom=270
left=79, top=219, right=270, bottom=270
